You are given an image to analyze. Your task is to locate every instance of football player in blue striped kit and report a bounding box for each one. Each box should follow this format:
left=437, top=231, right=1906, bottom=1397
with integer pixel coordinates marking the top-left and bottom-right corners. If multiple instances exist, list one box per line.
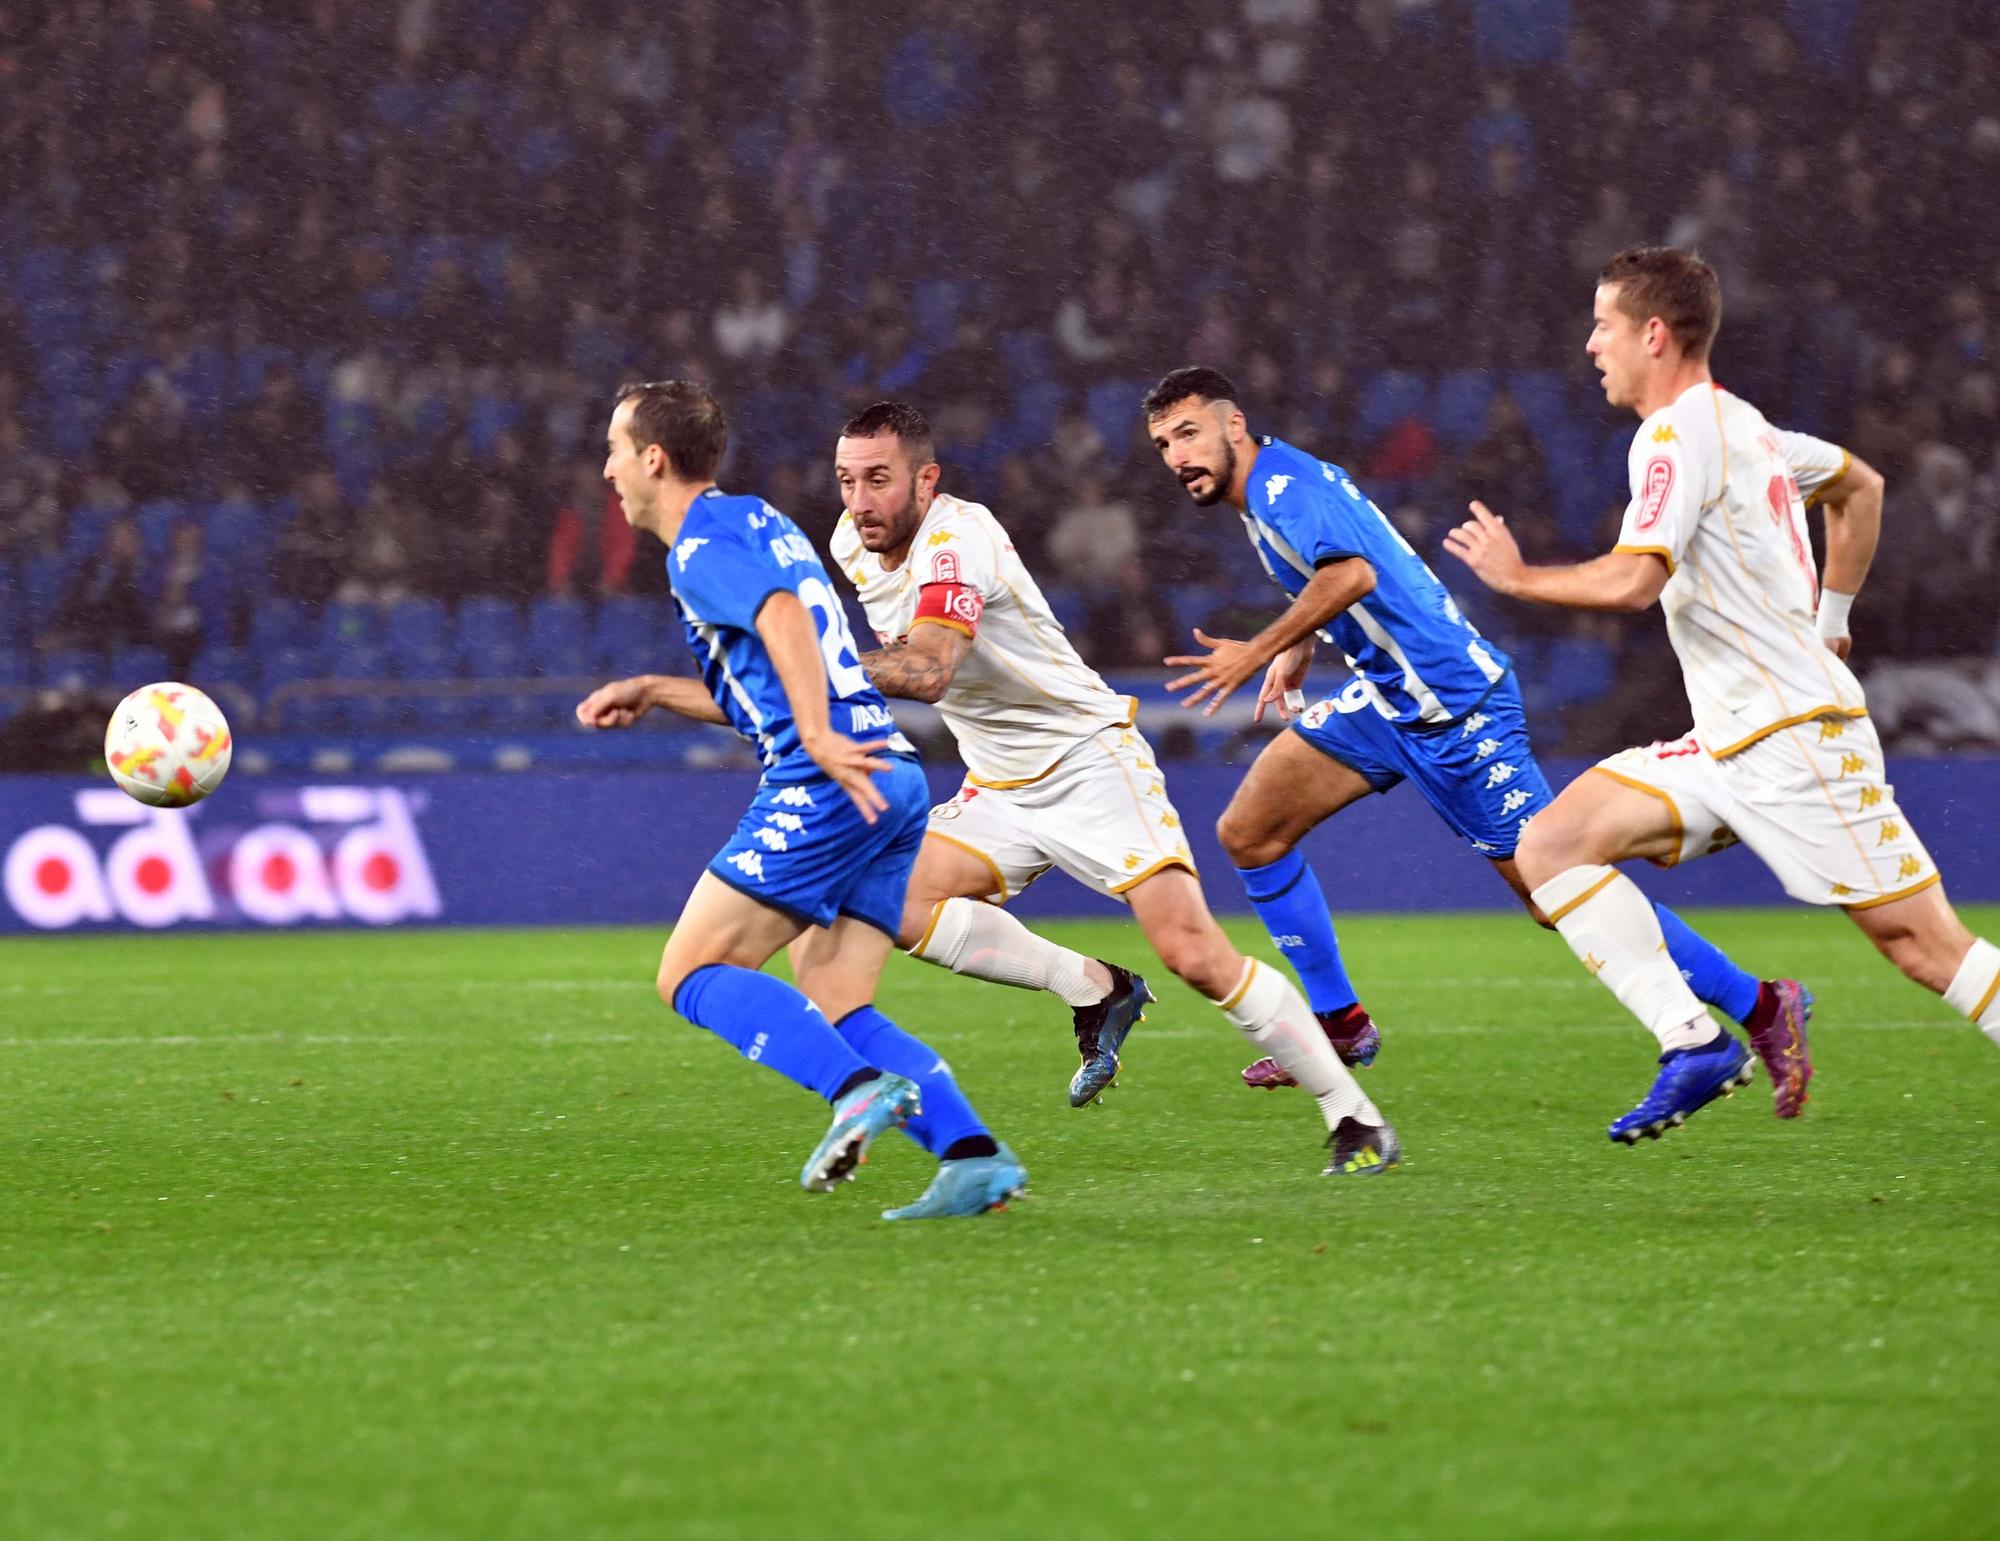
left=577, top=380, right=1023, bottom=1218
left=1143, top=367, right=1812, bottom=1127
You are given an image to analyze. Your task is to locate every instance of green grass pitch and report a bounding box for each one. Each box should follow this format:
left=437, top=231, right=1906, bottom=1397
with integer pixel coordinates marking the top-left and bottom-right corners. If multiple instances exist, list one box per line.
left=4, top=910, right=1997, bottom=1541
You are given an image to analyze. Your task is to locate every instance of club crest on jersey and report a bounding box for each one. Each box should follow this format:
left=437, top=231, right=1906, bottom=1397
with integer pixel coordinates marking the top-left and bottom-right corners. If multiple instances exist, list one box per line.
left=931, top=549, right=960, bottom=584
left=1637, top=456, right=1675, bottom=530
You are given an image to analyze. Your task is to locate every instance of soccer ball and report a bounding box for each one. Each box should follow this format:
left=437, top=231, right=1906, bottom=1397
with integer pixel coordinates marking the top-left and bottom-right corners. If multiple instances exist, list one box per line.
left=105, top=682, right=234, bottom=807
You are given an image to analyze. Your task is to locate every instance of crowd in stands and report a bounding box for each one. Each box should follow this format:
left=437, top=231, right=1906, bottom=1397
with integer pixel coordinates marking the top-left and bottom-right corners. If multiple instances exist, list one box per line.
left=1, top=0, right=1998, bottom=761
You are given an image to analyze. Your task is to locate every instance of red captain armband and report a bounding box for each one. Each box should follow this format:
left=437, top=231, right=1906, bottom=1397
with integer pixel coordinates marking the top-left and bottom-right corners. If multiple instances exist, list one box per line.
left=912, top=582, right=984, bottom=637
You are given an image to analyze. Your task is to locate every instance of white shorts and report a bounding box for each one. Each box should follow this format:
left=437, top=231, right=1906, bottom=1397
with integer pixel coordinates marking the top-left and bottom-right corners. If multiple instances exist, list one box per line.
left=1592, top=715, right=1938, bottom=909
left=925, top=725, right=1196, bottom=902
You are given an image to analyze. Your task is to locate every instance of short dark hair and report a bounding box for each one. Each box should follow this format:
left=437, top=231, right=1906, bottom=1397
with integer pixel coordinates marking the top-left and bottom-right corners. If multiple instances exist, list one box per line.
left=615, top=379, right=729, bottom=481
left=1142, top=366, right=1242, bottom=421
left=839, top=400, right=936, bottom=466
left=1598, top=246, right=1722, bottom=360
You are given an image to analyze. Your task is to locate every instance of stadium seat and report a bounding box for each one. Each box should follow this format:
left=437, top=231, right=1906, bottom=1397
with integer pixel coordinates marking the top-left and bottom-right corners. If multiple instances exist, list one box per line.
left=385, top=597, right=450, bottom=661
left=38, top=648, right=102, bottom=688
left=322, top=600, right=377, bottom=650
left=190, top=645, right=253, bottom=693
left=455, top=597, right=523, bottom=677
left=1433, top=370, right=1498, bottom=451
left=0, top=648, right=33, bottom=688
left=108, top=645, right=169, bottom=686
left=1503, top=369, right=1569, bottom=449
left=1356, top=370, right=1432, bottom=442
left=22, top=551, right=72, bottom=635
left=593, top=595, right=670, bottom=673
left=526, top=596, right=591, bottom=677
left=1083, top=380, right=1148, bottom=456
left=249, top=598, right=311, bottom=656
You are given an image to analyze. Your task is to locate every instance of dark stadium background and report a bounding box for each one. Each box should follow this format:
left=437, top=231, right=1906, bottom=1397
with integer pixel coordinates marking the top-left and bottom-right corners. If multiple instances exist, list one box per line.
left=2, top=0, right=1996, bottom=784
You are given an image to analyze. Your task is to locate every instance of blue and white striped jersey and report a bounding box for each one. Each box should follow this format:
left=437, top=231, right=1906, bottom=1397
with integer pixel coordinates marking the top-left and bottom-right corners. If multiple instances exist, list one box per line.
left=667, top=488, right=914, bottom=779
left=1240, top=437, right=1509, bottom=728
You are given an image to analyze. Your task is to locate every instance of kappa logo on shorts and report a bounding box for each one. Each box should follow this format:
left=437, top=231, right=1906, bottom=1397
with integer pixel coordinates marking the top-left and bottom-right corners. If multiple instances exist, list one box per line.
left=765, top=811, right=806, bottom=832
left=772, top=787, right=816, bottom=808
left=1474, top=736, right=1503, bottom=760
left=1501, top=788, right=1533, bottom=814
left=1485, top=761, right=1518, bottom=789
left=1637, top=456, right=1675, bottom=531
left=753, top=828, right=789, bottom=851
left=726, top=851, right=766, bottom=881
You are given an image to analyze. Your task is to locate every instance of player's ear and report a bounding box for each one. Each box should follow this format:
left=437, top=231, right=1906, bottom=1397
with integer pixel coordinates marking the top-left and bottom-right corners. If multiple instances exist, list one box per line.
left=916, top=459, right=942, bottom=500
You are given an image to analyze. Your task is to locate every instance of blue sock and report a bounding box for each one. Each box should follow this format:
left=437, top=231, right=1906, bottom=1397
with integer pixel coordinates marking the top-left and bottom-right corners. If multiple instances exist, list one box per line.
left=1236, top=850, right=1357, bottom=1015
left=672, top=964, right=872, bottom=1103
left=832, top=1005, right=989, bottom=1159
left=1653, top=902, right=1760, bottom=1024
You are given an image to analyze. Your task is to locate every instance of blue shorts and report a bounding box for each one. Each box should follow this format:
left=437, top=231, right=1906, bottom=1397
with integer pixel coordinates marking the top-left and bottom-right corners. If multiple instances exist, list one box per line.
left=1290, top=674, right=1554, bottom=858
left=708, top=755, right=928, bottom=936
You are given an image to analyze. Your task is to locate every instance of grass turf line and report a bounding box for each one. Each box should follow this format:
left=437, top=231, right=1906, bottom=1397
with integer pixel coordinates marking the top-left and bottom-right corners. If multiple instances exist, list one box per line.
left=2, top=910, right=1996, bottom=1541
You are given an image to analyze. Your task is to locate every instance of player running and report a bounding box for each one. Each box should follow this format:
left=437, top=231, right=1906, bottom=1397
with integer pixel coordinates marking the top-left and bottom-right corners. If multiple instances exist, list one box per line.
left=1446, top=245, right=2000, bottom=1141
left=824, top=400, right=1400, bottom=1179
left=1141, top=366, right=1810, bottom=1117
left=576, top=380, right=1024, bottom=1219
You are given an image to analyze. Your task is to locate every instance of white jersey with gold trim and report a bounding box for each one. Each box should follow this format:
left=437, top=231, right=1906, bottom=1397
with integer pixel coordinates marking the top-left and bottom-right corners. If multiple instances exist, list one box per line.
left=1612, top=381, right=1864, bottom=758
left=830, top=493, right=1133, bottom=786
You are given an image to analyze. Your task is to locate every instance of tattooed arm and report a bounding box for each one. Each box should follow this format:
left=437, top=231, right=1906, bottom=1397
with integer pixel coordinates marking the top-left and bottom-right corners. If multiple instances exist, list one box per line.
left=858, top=620, right=974, bottom=705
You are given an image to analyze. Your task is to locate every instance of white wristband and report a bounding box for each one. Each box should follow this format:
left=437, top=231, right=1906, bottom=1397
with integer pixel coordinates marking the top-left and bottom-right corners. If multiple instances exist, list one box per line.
left=1283, top=689, right=1307, bottom=713
left=1816, top=589, right=1855, bottom=640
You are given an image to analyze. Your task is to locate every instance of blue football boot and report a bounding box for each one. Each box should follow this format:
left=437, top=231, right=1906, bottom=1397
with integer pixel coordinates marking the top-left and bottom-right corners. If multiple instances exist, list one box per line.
left=800, top=1073, right=921, bottom=1192
left=882, top=1144, right=1028, bottom=1221
left=1608, top=1032, right=1755, bottom=1145
left=1069, top=964, right=1154, bottom=1107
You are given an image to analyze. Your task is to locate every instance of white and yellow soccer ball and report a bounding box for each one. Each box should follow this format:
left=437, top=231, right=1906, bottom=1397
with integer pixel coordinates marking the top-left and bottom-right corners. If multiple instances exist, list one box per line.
left=105, top=682, right=234, bottom=807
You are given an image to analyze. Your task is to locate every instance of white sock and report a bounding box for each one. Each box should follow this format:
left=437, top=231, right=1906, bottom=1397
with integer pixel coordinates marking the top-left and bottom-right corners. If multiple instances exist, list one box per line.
left=1221, top=959, right=1377, bottom=1130
left=908, top=897, right=1106, bottom=1007
left=1532, top=865, right=1718, bottom=1053
left=1942, top=937, right=2000, bottom=1050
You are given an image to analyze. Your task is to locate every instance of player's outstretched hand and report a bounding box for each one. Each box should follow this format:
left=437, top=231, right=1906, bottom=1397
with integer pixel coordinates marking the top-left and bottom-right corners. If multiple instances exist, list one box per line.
left=1164, top=628, right=1260, bottom=718
left=577, top=676, right=651, bottom=729
left=1443, top=501, right=1526, bottom=595
left=803, top=731, right=893, bottom=825
left=1253, top=640, right=1312, bottom=723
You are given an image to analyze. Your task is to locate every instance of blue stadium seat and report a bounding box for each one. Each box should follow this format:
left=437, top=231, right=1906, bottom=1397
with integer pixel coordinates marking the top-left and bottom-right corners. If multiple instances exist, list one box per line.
left=322, top=600, right=377, bottom=650
left=527, top=596, right=591, bottom=676
left=323, top=640, right=387, bottom=681
left=39, top=648, right=102, bottom=688
left=385, top=597, right=449, bottom=660
left=0, top=648, right=33, bottom=688
left=108, top=645, right=169, bottom=686
left=22, top=551, right=70, bottom=634
left=1083, top=380, right=1147, bottom=456
left=998, top=379, right=1068, bottom=452
left=455, top=597, right=523, bottom=677
left=1504, top=369, right=1569, bottom=448
left=1434, top=370, right=1498, bottom=450
left=259, top=647, right=318, bottom=693
left=250, top=598, right=311, bottom=655
left=62, top=504, right=115, bottom=563
left=1357, top=370, right=1433, bottom=442
left=914, top=278, right=967, bottom=338
left=190, top=645, right=253, bottom=693
left=593, top=595, right=668, bottom=673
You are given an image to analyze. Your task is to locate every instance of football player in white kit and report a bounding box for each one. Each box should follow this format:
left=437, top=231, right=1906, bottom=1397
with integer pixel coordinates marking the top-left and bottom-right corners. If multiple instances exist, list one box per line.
left=818, top=401, right=1402, bottom=1177
left=1447, top=246, right=2000, bottom=1143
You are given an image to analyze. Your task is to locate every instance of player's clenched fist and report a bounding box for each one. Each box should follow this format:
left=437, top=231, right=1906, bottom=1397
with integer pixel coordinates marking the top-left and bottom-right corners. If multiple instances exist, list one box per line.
left=1443, top=501, right=1526, bottom=595
left=577, top=676, right=651, bottom=728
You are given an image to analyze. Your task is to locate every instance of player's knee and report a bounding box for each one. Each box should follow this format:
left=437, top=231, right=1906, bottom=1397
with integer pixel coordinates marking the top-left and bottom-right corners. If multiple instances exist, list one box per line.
left=1215, top=808, right=1283, bottom=869
left=1514, top=814, right=1586, bottom=889
left=1154, top=923, right=1231, bottom=996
